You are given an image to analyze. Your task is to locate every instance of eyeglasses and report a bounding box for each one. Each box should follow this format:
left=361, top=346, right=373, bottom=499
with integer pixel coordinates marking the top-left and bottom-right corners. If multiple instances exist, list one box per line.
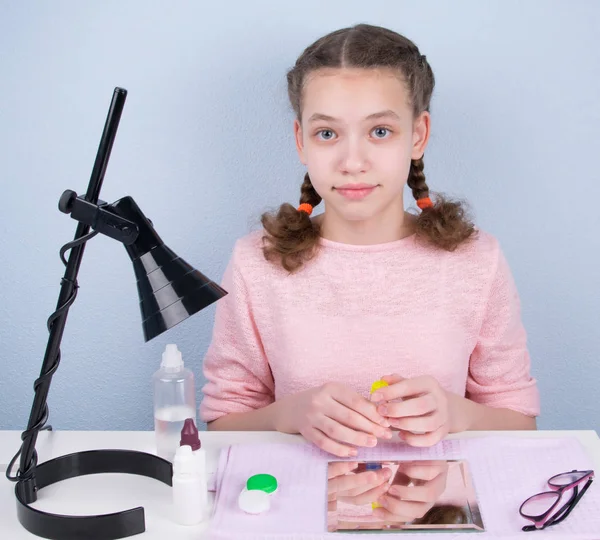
left=519, top=470, right=594, bottom=532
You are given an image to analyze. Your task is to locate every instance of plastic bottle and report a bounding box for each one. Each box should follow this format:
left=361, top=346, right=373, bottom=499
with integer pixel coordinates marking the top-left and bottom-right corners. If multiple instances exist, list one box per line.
left=172, top=445, right=205, bottom=525
left=153, top=344, right=196, bottom=461
left=180, top=418, right=207, bottom=506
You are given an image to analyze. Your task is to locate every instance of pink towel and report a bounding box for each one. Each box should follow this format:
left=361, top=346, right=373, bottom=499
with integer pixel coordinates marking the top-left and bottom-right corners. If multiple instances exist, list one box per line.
left=208, top=436, right=600, bottom=539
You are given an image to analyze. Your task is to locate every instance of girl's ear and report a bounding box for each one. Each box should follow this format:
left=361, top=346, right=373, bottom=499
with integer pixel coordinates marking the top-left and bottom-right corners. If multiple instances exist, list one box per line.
left=294, top=118, right=307, bottom=165
left=411, top=111, right=430, bottom=160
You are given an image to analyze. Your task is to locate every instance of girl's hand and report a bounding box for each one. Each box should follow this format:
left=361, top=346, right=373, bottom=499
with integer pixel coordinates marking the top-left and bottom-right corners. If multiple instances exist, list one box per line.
left=327, top=461, right=392, bottom=511
left=275, top=383, right=393, bottom=457
left=371, top=374, right=452, bottom=447
left=373, top=460, right=449, bottom=522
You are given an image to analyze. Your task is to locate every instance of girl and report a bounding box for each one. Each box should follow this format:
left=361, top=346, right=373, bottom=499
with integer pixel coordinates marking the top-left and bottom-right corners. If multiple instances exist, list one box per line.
left=199, top=24, right=539, bottom=459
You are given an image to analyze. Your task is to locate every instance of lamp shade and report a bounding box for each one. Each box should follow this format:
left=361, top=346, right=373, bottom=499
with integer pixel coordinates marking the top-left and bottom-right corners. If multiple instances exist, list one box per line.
left=110, top=196, right=227, bottom=341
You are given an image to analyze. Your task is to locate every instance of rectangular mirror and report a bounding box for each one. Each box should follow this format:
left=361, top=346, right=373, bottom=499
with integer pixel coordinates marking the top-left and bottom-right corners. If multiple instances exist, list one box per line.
left=327, top=459, right=484, bottom=532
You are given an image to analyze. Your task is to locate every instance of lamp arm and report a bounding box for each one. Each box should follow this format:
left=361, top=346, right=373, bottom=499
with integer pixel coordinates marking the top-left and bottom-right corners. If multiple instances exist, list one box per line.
left=6, top=88, right=128, bottom=505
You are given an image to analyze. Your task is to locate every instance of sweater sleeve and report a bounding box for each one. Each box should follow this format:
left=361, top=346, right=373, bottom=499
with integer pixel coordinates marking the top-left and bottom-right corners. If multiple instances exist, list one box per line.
left=466, top=246, right=540, bottom=417
left=199, top=241, right=274, bottom=423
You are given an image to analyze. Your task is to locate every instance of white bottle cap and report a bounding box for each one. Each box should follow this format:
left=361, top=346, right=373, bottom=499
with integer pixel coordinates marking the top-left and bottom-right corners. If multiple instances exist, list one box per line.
left=161, top=344, right=184, bottom=372
left=238, top=488, right=270, bottom=514
left=173, top=444, right=196, bottom=476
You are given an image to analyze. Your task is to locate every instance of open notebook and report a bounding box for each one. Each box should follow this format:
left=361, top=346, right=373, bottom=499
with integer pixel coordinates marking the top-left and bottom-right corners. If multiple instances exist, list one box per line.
left=207, top=436, right=600, bottom=539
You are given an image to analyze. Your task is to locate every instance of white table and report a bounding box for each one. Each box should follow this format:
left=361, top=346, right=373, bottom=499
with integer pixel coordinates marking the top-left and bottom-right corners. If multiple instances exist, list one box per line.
left=1, top=429, right=599, bottom=539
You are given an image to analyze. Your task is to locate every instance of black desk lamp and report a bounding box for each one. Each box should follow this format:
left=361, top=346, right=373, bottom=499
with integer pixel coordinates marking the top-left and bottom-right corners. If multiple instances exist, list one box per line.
left=6, top=87, right=227, bottom=540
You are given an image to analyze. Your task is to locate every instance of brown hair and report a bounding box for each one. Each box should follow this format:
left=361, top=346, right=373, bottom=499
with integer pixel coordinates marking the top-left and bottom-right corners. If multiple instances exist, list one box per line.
left=262, top=24, right=475, bottom=272
left=413, top=504, right=469, bottom=525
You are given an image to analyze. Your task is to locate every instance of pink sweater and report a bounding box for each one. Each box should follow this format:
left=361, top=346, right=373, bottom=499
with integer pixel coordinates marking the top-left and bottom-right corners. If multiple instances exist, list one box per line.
left=200, top=229, right=540, bottom=423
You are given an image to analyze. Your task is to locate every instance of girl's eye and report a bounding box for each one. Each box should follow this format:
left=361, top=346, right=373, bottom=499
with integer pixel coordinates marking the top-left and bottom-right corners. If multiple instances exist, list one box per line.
left=371, top=127, right=392, bottom=139
left=317, top=129, right=336, bottom=141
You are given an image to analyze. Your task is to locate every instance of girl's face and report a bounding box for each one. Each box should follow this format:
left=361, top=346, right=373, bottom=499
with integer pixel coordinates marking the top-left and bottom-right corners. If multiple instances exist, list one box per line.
left=294, top=68, right=430, bottom=223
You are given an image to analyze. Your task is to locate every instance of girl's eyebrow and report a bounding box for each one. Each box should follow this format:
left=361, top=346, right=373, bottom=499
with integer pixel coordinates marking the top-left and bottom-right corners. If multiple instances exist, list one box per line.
left=365, top=109, right=401, bottom=121
left=307, top=109, right=401, bottom=123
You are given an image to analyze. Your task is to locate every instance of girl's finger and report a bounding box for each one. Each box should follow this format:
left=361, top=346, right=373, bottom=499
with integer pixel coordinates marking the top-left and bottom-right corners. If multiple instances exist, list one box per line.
left=397, top=424, right=447, bottom=447
left=329, top=384, right=391, bottom=428
left=320, top=415, right=379, bottom=448
left=388, top=410, right=444, bottom=433
left=328, top=460, right=359, bottom=480
left=376, top=495, right=434, bottom=520
left=342, top=477, right=391, bottom=505
left=341, top=468, right=392, bottom=497
left=327, top=398, right=392, bottom=439
left=380, top=393, right=437, bottom=418
left=305, top=426, right=356, bottom=457
left=395, top=460, right=448, bottom=482
left=387, top=470, right=447, bottom=502
left=371, top=375, right=437, bottom=403
left=381, top=373, right=404, bottom=385
left=330, top=469, right=383, bottom=495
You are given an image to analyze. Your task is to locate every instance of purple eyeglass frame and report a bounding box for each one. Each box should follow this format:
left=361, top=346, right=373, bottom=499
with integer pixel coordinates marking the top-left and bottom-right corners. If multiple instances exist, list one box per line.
left=519, top=469, right=595, bottom=532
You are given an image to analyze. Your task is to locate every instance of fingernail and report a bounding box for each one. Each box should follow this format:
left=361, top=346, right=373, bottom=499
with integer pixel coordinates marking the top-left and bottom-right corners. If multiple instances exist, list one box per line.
left=349, top=448, right=358, bottom=456
left=383, top=430, right=393, bottom=439
left=388, top=486, right=400, bottom=496
left=379, top=418, right=390, bottom=428
left=367, top=437, right=378, bottom=447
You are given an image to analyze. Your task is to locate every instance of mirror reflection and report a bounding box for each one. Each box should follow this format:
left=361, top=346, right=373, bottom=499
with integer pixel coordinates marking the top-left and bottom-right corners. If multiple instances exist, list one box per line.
left=327, top=459, right=484, bottom=532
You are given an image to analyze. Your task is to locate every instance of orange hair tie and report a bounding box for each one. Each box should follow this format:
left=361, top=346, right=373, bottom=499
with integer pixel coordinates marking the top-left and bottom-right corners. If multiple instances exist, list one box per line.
left=297, top=203, right=313, bottom=216
left=417, top=197, right=434, bottom=210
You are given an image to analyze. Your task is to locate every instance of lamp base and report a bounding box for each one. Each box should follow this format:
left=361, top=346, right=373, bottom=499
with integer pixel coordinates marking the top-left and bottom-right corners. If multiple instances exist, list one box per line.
left=15, top=449, right=173, bottom=540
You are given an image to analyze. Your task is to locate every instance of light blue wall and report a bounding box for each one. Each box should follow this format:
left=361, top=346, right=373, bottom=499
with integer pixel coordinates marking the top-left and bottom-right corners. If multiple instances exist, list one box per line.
left=1, top=1, right=598, bottom=433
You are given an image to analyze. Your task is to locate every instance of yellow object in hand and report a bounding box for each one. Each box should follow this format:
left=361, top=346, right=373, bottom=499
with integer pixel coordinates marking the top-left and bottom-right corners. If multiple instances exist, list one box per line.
left=370, top=380, right=389, bottom=394
left=371, top=501, right=382, bottom=509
